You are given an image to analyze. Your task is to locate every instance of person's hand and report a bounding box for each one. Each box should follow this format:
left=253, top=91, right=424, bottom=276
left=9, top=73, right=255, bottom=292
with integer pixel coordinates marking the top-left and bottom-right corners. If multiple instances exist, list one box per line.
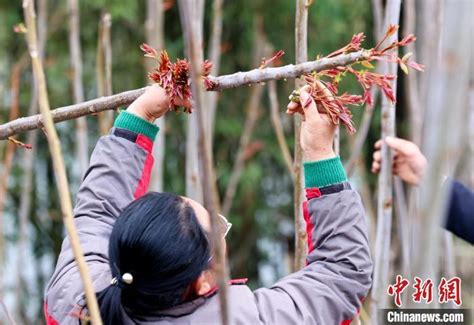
left=127, top=84, right=191, bottom=122
left=286, top=83, right=336, bottom=161
left=371, top=136, right=428, bottom=185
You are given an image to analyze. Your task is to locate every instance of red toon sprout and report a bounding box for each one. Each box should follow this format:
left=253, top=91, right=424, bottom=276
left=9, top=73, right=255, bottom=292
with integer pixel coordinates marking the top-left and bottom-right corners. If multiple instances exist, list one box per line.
left=289, top=24, right=424, bottom=134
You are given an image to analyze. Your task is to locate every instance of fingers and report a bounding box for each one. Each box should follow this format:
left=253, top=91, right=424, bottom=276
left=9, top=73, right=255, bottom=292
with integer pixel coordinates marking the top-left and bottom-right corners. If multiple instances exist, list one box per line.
left=384, top=136, right=419, bottom=156
left=300, top=90, right=321, bottom=122
left=371, top=148, right=381, bottom=173
left=371, top=160, right=381, bottom=173
left=371, top=156, right=402, bottom=175
left=286, top=101, right=305, bottom=120
left=314, top=80, right=334, bottom=101
left=373, top=150, right=382, bottom=163
left=374, top=139, right=383, bottom=149
left=174, top=97, right=192, bottom=109
left=286, top=101, right=300, bottom=114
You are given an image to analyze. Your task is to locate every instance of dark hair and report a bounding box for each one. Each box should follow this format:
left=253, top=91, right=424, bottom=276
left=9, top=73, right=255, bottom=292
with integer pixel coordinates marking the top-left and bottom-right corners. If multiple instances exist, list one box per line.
left=96, top=192, right=211, bottom=324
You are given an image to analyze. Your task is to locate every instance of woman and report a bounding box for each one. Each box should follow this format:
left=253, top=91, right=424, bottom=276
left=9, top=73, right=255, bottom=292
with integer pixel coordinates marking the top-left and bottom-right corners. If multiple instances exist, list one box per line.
left=45, top=84, right=372, bottom=324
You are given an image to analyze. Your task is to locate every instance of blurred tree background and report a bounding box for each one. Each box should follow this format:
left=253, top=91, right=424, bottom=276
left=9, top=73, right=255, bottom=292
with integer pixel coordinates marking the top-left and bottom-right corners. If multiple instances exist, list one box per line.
left=0, top=0, right=472, bottom=323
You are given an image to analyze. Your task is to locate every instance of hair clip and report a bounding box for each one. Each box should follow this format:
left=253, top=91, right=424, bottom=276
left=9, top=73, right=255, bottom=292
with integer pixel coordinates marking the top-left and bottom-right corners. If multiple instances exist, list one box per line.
left=110, top=273, right=134, bottom=286
left=122, top=273, right=134, bottom=284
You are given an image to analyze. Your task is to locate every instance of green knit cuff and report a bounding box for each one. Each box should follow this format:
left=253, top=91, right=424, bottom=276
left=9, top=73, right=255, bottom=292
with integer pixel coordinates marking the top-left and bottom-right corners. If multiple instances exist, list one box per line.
left=114, top=111, right=159, bottom=141
left=304, top=156, right=347, bottom=188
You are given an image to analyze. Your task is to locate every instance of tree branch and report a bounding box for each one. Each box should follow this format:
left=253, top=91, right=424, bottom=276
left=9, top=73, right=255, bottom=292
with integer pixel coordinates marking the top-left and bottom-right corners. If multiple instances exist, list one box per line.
left=0, top=87, right=147, bottom=140
left=206, top=50, right=369, bottom=90
left=0, top=51, right=369, bottom=140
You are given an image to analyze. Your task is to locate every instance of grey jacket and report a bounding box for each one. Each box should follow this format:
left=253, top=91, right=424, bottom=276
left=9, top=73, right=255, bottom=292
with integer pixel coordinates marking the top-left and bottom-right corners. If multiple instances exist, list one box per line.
left=45, top=126, right=372, bottom=324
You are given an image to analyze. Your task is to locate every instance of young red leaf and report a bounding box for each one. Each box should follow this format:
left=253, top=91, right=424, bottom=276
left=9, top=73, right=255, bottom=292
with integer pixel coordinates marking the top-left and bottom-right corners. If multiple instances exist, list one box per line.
left=407, top=61, right=425, bottom=72
left=140, top=43, right=158, bottom=59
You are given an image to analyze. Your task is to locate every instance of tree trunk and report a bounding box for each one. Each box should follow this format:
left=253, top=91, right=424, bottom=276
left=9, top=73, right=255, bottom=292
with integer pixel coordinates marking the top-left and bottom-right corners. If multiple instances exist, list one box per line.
left=145, top=0, right=166, bottom=192
left=68, top=0, right=89, bottom=178
left=0, top=60, right=26, bottom=300
left=370, top=0, right=401, bottom=321
left=293, top=0, right=309, bottom=271
left=411, top=0, right=471, bottom=305
left=23, top=0, right=102, bottom=323
left=178, top=1, right=228, bottom=324
left=96, top=12, right=113, bottom=135
left=206, top=0, right=223, bottom=137
left=16, top=2, right=48, bottom=322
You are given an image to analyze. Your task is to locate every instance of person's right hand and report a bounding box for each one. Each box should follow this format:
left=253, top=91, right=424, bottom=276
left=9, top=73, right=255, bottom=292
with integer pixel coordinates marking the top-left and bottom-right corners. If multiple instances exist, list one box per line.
left=286, top=83, right=336, bottom=161
left=371, top=136, right=427, bottom=185
left=127, top=84, right=191, bottom=123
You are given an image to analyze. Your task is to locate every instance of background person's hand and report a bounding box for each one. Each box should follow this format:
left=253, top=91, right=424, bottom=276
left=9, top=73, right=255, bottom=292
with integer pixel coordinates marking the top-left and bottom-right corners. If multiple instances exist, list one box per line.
left=127, top=84, right=191, bottom=122
left=371, top=136, right=427, bottom=185
left=287, top=83, right=336, bottom=161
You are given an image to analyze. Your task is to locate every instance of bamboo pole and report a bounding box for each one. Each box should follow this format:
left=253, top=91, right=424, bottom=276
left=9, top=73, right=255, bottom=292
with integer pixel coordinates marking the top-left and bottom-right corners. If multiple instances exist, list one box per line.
left=0, top=51, right=370, bottom=140
left=67, top=0, right=89, bottom=177
left=370, top=0, right=401, bottom=322
left=145, top=0, right=165, bottom=192
left=178, top=1, right=229, bottom=324
left=22, top=1, right=102, bottom=323
left=293, top=0, right=309, bottom=271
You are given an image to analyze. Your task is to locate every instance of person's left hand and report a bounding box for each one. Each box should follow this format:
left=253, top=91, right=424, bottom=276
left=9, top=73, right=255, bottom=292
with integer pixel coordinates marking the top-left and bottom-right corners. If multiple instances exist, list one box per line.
left=127, top=84, right=191, bottom=122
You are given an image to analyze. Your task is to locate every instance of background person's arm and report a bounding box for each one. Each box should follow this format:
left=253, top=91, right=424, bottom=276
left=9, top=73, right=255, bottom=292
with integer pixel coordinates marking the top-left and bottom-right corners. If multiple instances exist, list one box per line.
left=445, top=181, right=474, bottom=244
left=372, top=136, right=473, bottom=244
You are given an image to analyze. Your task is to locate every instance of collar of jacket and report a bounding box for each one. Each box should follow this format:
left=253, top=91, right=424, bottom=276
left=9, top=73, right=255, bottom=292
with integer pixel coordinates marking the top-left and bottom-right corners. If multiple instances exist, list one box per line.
left=126, top=278, right=248, bottom=320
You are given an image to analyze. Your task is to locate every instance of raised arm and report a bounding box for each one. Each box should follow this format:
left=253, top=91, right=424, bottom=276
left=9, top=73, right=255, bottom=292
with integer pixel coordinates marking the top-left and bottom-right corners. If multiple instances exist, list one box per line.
left=45, top=85, right=189, bottom=323
left=253, top=86, right=373, bottom=324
